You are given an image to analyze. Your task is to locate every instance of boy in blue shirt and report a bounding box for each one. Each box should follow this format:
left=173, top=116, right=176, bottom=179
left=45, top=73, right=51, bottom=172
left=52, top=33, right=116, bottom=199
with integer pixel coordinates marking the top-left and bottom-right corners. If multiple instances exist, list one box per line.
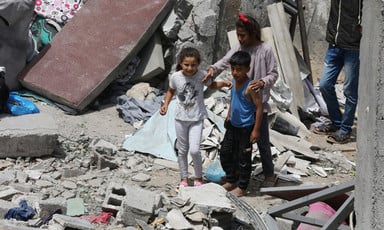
left=220, top=51, right=263, bottom=197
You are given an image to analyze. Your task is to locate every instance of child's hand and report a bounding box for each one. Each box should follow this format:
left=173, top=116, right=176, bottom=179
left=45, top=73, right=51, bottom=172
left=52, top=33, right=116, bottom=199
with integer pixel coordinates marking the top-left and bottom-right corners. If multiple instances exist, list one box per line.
left=250, top=130, right=260, bottom=144
left=224, top=80, right=232, bottom=89
left=160, top=105, right=168, bottom=115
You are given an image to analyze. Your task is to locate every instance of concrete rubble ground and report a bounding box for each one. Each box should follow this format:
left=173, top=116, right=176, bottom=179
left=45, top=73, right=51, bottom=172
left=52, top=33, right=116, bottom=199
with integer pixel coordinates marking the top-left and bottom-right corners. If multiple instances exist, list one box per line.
left=0, top=0, right=357, bottom=229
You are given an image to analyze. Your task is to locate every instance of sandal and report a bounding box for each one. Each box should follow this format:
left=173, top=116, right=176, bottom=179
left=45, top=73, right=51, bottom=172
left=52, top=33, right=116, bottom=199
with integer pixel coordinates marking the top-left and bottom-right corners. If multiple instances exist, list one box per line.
left=313, top=123, right=338, bottom=135
left=194, top=181, right=203, bottom=187
left=326, top=130, right=350, bottom=144
left=176, top=181, right=189, bottom=192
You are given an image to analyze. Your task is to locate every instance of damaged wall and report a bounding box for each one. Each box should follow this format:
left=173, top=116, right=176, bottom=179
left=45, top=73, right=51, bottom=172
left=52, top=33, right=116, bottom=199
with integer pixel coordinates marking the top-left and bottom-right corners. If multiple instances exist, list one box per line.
left=205, top=0, right=330, bottom=82
left=356, top=0, right=384, bottom=228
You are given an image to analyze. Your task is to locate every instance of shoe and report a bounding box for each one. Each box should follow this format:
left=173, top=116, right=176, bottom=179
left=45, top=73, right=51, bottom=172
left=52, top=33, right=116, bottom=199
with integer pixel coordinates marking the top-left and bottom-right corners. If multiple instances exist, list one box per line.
left=313, top=123, right=338, bottom=135
left=194, top=181, right=203, bottom=187
left=327, top=130, right=351, bottom=144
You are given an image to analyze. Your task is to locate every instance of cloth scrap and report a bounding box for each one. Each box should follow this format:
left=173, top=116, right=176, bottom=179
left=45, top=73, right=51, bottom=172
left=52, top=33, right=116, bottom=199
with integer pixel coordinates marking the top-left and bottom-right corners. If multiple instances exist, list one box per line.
left=34, top=0, right=86, bottom=25
left=116, top=93, right=163, bottom=125
left=4, top=200, right=35, bottom=221
left=80, top=212, right=113, bottom=224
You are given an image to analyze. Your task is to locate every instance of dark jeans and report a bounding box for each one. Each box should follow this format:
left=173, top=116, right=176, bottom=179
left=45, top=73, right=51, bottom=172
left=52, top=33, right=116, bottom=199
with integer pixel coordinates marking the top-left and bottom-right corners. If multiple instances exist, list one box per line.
left=220, top=122, right=254, bottom=190
left=257, top=112, right=274, bottom=177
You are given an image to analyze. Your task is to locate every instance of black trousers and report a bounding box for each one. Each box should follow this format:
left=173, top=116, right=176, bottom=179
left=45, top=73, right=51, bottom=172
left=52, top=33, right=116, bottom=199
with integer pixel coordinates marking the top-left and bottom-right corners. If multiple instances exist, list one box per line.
left=258, top=112, right=274, bottom=177
left=220, top=122, right=253, bottom=190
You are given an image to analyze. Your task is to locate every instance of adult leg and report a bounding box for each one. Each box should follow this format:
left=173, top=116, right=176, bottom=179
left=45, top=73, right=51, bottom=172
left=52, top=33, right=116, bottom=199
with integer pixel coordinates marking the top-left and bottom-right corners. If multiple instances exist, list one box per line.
left=188, top=120, right=204, bottom=180
left=319, top=45, right=344, bottom=127
left=257, top=112, right=274, bottom=178
left=175, top=120, right=190, bottom=180
left=339, top=49, right=360, bottom=135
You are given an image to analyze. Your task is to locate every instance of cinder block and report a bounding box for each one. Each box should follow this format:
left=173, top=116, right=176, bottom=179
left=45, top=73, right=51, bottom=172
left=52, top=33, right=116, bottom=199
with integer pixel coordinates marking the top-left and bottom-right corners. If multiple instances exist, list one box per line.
left=101, top=183, right=126, bottom=215
left=102, top=182, right=162, bottom=226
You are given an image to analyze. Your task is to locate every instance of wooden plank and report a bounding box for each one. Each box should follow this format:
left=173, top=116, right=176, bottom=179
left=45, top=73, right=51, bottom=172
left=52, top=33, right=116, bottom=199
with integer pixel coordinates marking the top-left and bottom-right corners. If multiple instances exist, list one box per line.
left=267, top=3, right=305, bottom=118
left=20, top=0, right=174, bottom=111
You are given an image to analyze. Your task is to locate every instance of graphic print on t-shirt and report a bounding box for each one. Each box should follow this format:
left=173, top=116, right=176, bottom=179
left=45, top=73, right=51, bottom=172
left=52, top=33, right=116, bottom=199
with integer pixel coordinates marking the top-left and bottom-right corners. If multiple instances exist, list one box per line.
left=177, top=82, right=198, bottom=109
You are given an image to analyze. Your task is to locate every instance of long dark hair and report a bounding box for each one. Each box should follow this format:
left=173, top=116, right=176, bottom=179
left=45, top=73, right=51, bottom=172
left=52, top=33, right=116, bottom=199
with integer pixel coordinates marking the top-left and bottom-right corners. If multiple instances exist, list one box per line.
left=236, top=13, right=262, bottom=42
left=176, top=47, right=201, bottom=71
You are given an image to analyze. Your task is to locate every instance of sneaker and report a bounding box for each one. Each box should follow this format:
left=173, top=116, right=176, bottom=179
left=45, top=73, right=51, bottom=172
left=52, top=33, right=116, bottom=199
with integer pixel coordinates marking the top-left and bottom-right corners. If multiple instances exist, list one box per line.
left=313, top=123, right=338, bottom=135
left=326, top=130, right=351, bottom=144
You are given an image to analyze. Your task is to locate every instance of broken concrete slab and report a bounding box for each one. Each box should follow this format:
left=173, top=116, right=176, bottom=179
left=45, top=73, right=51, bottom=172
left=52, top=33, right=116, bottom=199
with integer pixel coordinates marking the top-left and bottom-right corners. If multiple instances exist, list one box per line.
left=267, top=3, right=305, bottom=118
left=270, top=130, right=319, bottom=160
left=178, top=183, right=236, bottom=214
left=130, top=33, right=165, bottom=83
left=51, top=214, right=94, bottom=230
left=166, top=208, right=194, bottom=230
left=0, top=113, right=58, bottom=158
left=20, top=0, right=174, bottom=111
left=113, top=184, right=162, bottom=226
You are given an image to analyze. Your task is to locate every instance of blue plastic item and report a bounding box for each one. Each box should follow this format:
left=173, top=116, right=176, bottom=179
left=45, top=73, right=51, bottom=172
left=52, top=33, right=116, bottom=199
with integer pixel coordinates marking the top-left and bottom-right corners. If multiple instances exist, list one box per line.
left=205, top=159, right=225, bottom=184
left=7, top=91, right=40, bottom=116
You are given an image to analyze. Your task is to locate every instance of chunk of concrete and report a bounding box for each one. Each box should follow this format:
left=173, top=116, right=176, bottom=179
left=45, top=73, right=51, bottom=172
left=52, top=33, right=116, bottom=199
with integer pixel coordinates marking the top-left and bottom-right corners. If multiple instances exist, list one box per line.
left=0, top=113, right=58, bottom=158
left=116, top=185, right=162, bottom=226
left=178, top=183, right=236, bottom=214
left=51, top=214, right=94, bottom=230
left=130, top=33, right=165, bottom=83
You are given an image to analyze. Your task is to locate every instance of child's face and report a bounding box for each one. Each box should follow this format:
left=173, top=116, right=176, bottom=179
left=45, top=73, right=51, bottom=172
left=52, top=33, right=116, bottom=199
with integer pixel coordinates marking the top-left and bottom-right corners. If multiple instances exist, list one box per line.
left=236, top=27, right=254, bottom=47
left=180, top=57, right=199, bottom=77
left=231, top=65, right=250, bottom=80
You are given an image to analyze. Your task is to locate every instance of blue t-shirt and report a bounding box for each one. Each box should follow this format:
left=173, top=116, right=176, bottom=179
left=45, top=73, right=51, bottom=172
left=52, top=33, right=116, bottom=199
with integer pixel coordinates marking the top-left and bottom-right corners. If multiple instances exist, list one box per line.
left=230, top=78, right=256, bottom=127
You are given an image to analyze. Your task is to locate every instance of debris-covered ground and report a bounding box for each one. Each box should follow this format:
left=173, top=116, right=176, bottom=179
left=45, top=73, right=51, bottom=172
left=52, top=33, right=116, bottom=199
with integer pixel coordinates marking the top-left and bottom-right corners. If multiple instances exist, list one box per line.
left=0, top=97, right=356, bottom=229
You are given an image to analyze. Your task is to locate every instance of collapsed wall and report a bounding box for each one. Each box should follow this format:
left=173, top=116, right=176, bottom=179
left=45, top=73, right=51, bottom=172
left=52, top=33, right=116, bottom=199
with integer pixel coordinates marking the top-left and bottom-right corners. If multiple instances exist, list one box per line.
left=165, top=0, right=330, bottom=82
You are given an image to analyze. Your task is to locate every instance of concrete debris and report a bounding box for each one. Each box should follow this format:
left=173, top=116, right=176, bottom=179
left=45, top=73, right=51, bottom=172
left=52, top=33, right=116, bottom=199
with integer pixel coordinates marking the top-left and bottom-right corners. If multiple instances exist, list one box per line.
left=165, top=208, right=194, bottom=229
left=178, top=183, right=236, bottom=214
left=0, top=113, right=58, bottom=158
left=51, top=214, right=95, bottom=230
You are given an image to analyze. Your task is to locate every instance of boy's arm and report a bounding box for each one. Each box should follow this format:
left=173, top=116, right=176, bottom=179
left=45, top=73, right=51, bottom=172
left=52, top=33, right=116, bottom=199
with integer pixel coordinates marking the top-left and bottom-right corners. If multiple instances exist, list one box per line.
left=160, top=88, right=175, bottom=115
left=246, top=87, right=263, bottom=143
left=208, top=80, right=232, bottom=89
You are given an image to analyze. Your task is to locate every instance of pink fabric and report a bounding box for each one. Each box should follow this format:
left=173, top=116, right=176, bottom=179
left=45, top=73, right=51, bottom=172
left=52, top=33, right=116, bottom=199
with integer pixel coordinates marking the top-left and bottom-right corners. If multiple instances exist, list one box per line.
left=34, top=0, right=86, bottom=24
left=80, top=212, right=113, bottom=224
left=297, top=202, right=348, bottom=230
